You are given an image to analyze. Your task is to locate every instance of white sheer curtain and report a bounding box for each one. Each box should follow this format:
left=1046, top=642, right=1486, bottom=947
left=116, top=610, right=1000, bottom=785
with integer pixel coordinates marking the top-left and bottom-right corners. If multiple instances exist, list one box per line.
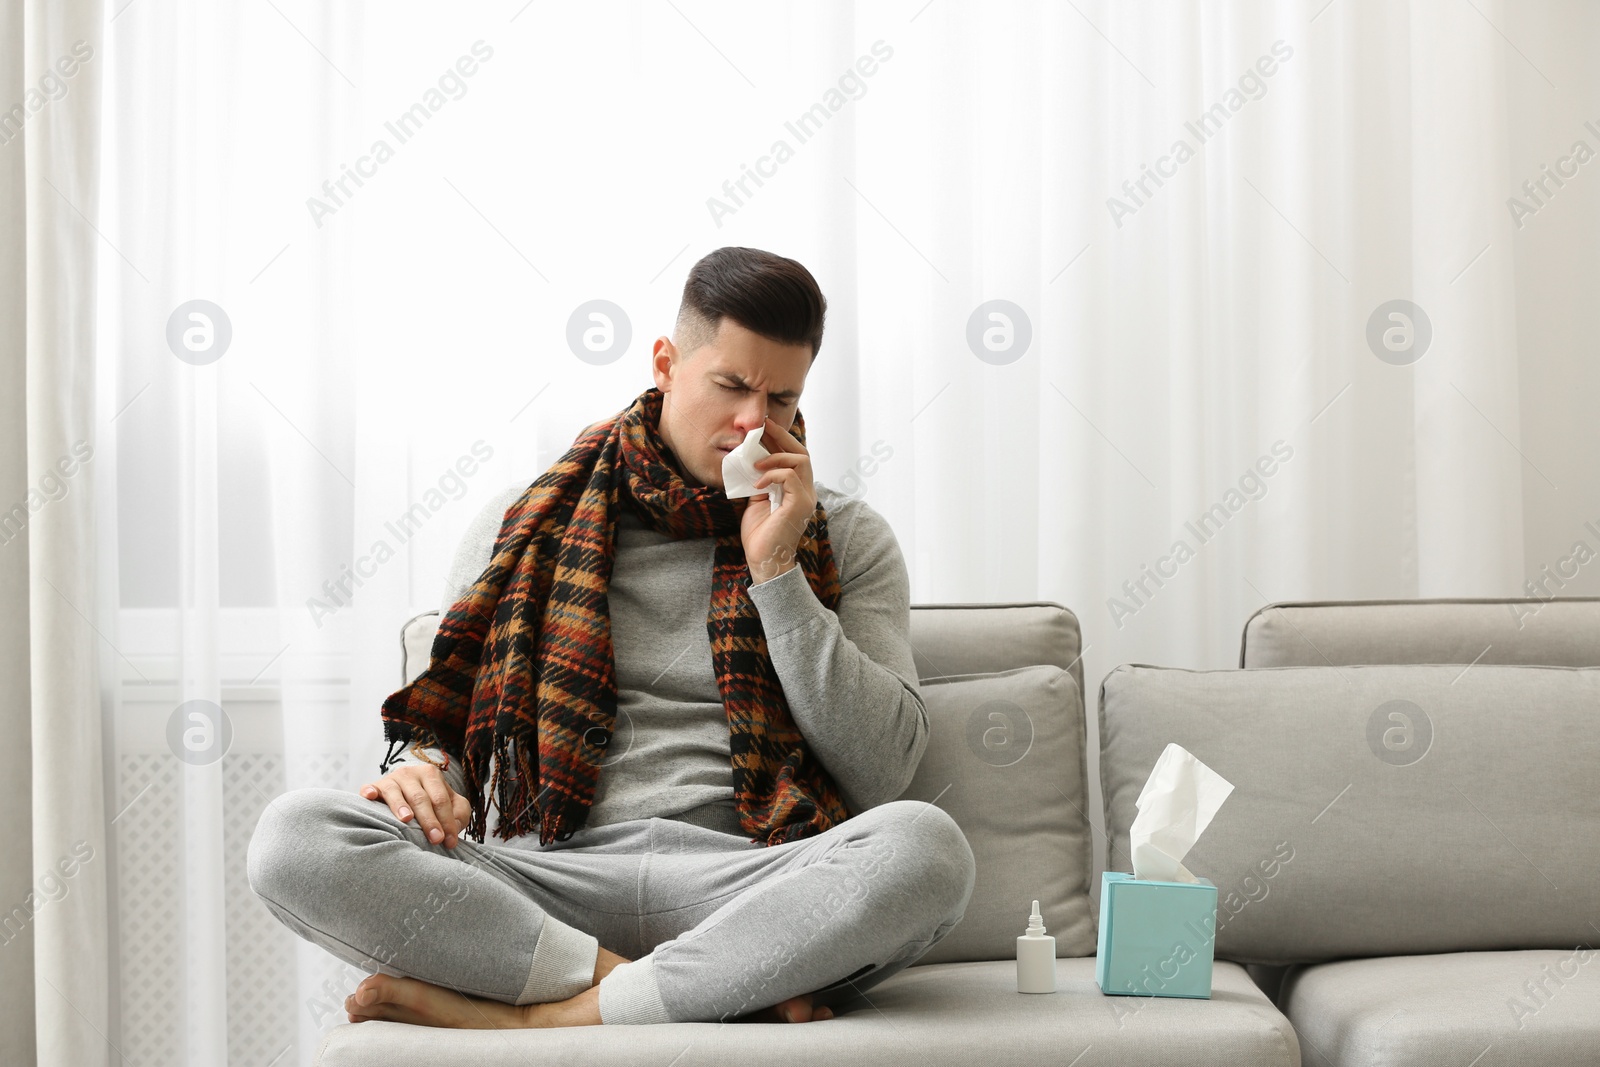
left=74, top=1, right=1600, bottom=1063
left=4, top=0, right=107, bottom=1065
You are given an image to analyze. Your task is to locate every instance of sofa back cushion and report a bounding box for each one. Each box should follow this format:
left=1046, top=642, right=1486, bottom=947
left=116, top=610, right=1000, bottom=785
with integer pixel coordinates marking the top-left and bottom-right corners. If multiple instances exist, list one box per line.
left=910, top=602, right=1085, bottom=705
left=1240, top=597, right=1600, bottom=668
left=900, top=663, right=1095, bottom=963
left=402, top=610, right=440, bottom=685
left=1100, top=662, right=1600, bottom=965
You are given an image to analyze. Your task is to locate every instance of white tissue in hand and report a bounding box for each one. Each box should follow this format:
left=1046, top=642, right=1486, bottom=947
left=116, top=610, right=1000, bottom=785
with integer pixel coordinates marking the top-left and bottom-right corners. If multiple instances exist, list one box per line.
left=1129, top=742, right=1234, bottom=883
left=721, top=426, right=783, bottom=511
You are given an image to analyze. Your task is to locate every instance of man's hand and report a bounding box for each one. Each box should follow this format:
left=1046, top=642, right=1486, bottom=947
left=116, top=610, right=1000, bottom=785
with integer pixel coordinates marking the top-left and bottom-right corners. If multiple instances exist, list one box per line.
left=740, top=416, right=818, bottom=585
left=359, top=763, right=472, bottom=848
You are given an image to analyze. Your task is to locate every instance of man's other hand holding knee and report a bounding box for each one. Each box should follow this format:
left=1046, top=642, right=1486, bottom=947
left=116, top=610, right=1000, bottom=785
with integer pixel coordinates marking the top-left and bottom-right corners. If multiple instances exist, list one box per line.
left=359, top=764, right=472, bottom=848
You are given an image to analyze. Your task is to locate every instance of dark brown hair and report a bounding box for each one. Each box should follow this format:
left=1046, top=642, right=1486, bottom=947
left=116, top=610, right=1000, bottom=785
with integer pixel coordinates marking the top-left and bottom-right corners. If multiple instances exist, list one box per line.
left=674, top=246, right=827, bottom=360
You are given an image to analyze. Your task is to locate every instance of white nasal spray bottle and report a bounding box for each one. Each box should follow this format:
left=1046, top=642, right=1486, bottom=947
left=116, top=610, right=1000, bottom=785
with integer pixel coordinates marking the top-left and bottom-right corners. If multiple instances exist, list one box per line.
left=1016, top=899, right=1056, bottom=993
left=720, top=426, right=783, bottom=514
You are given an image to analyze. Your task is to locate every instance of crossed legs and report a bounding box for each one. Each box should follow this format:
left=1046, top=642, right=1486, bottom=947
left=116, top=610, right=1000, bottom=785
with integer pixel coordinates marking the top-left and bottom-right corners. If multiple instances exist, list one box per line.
left=246, top=787, right=976, bottom=1028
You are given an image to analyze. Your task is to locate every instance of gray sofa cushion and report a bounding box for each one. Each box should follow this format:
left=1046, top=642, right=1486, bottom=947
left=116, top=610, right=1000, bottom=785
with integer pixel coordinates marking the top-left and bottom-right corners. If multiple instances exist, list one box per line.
left=1100, top=662, right=1600, bottom=965
left=401, top=610, right=438, bottom=686
left=315, top=959, right=1297, bottom=1067
left=899, top=665, right=1094, bottom=963
left=1240, top=597, right=1600, bottom=668
left=1279, top=949, right=1600, bottom=1067
left=1238, top=596, right=1600, bottom=1003
left=910, top=602, right=1084, bottom=705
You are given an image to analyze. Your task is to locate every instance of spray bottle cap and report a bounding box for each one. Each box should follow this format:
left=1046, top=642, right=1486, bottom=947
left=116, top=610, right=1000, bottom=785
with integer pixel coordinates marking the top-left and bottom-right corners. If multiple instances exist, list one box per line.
left=1024, top=899, right=1047, bottom=936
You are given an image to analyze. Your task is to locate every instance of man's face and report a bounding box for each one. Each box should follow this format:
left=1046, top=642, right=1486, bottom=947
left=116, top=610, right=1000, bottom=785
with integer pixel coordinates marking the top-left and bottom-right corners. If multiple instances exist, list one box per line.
left=651, top=318, right=813, bottom=489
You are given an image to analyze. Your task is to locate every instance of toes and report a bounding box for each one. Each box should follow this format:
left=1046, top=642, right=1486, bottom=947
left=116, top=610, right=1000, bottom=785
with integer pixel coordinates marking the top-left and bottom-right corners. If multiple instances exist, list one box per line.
left=345, top=989, right=391, bottom=1021
left=358, top=973, right=419, bottom=1010
left=774, top=994, right=819, bottom=1022
left=353, top=974, right=387, bottom=1007
left=345, top=996, right=381, bottom=1021
left=346, top=975, right=420, bottom=1023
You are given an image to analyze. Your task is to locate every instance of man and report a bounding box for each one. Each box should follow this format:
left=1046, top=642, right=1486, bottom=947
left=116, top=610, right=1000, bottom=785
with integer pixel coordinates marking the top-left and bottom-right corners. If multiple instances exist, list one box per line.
left=246, top=246, right=976, bottom=1030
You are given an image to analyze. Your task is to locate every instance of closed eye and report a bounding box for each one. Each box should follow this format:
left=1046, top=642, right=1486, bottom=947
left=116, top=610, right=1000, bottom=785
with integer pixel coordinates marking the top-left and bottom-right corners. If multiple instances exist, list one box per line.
left=718, top=381, right=796, bottom=405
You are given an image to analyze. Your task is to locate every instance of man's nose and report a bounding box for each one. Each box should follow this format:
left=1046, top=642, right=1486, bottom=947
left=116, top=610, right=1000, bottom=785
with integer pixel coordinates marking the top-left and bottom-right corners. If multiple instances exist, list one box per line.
left=732, top=396, right=768, bottom=434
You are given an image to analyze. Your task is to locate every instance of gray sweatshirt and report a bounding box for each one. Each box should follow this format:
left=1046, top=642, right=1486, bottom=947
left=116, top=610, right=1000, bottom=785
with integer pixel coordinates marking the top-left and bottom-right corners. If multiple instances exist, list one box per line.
left=389, top=480, right=928, bottom=843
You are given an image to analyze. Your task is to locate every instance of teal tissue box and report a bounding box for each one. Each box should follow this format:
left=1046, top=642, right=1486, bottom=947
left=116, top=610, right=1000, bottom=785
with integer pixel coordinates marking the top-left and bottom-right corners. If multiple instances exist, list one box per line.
left=1095, top=871, right=1218, bottom=999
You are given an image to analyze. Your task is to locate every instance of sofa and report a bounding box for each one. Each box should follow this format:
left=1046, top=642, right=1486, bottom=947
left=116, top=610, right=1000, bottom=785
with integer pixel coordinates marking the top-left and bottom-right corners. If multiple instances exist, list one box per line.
left=1227, top=597, right=1600, bottom=1067
left=314, top=596, right=1600, bottom=1067
left=315, top=599, right=1300, bottom=1066
left=1097, top=597, right=1600, bottom=1067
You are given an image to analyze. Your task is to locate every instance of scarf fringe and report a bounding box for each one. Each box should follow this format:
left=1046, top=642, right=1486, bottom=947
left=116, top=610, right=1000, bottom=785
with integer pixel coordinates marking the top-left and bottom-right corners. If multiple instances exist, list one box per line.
left=378, top=720, right=414, bottom=776
left=484, top=729, right=560, bottom=843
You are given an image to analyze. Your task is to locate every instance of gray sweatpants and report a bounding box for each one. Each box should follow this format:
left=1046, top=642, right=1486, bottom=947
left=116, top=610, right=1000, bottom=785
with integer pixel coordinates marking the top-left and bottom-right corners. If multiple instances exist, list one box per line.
left=245, top=787, right=976, bottom=1024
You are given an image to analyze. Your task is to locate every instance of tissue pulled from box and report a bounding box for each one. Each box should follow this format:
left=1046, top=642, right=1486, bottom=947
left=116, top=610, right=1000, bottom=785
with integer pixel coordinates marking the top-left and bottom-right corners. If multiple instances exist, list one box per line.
left=721, top=426, right=783, bottom=511
left=1129, top=742, right=1234, bottom=883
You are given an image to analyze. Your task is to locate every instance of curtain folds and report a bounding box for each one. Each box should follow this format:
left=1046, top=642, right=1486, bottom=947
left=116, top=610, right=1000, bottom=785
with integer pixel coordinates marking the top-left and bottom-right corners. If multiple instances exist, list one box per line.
left=4, top=0, right=109, bottom=1065
left=0, top=0, right=32, bottom=1058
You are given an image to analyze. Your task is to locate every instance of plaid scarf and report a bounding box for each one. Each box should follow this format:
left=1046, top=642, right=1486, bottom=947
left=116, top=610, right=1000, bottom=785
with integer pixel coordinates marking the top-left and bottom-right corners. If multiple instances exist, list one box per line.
left=378, top=386, right=852, bottom=847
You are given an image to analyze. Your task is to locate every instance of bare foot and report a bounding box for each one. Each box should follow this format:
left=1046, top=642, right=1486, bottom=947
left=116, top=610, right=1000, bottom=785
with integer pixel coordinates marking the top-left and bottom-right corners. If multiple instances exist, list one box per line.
left=745, top=992, right=835, bottom=1023
left=593, top=946, right=628, bottom=985
left=344, top=948, right=833, bottom=1029
left=345, top=973, right=603, bottom=1028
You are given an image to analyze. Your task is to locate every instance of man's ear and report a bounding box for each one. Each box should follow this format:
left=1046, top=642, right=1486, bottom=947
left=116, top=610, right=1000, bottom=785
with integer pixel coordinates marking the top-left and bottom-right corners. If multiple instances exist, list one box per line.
left=651, top=337, right=677, bottom=392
